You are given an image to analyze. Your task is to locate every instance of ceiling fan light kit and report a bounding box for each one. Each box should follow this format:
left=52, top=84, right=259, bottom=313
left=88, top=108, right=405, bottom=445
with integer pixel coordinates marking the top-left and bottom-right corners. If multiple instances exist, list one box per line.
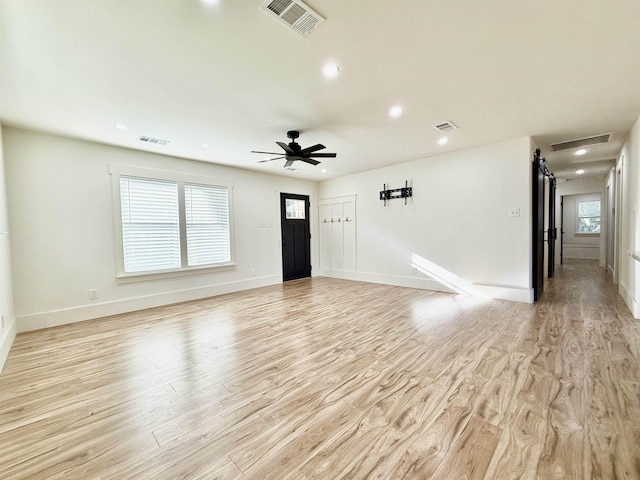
left=251, top=130, right=337, bottom=168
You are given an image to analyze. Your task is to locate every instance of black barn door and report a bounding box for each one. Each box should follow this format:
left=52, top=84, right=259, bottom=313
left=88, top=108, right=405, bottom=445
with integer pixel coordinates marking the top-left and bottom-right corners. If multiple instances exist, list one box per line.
left=280, top=193, right=311, bottom=281
left=532, top=149, right=545, bottom=301
left=560, top=196, right=564, bottom=265
left=547, top=177, right=557, bottom=278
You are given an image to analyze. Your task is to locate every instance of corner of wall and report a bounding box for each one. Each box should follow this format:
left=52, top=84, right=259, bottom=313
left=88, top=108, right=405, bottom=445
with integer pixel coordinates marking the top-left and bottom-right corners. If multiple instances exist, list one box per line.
left=0, top=124, right=17, bottom=373
left=0, top=316, right=16, bottom=372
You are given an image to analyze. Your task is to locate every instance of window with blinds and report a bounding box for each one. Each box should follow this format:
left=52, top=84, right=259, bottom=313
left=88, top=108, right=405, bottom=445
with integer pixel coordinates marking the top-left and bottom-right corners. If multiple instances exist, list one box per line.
left=120, top=177, right=180, bottom=273
left=115, top=171, right=233, bottom=276
left=577, top=200, right=601, bottom=234
left=185, top=183, right=231, bottom=266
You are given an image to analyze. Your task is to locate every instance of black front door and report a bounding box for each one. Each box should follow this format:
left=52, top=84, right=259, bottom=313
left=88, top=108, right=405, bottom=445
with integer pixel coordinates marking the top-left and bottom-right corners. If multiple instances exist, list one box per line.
left=280, top=193, right=311, bottom=281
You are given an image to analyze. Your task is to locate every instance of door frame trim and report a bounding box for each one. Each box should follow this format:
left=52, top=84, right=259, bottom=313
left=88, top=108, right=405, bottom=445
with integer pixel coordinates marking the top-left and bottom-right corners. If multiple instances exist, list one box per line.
left=275, top=186, right=317, bottom=280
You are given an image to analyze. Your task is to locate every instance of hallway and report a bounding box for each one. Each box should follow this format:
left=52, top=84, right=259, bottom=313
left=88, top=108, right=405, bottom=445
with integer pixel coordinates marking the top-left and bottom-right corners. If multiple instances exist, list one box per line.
left=530, top=259, right=640, bottom=478
left=0, top=259, right=638, bottom=479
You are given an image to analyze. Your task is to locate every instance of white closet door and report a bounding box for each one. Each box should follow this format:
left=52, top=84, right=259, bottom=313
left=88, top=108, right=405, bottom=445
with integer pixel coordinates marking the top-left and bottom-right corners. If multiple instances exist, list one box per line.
left=319, top=203, right=333, bottom=270
left=319, top=195, right=356, bottom=273
left=342, top=198, right=356, bottom=272
left=331, top=202, right=344, bottom=270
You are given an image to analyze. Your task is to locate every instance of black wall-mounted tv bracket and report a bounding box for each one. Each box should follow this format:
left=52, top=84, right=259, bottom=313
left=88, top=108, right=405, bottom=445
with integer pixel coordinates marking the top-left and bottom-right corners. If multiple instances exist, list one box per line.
left=380, top=181, right=412, bottom=206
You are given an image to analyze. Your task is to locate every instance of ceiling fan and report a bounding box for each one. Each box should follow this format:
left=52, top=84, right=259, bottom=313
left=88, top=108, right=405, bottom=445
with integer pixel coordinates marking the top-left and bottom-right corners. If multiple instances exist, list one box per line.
left=252, top=130, right=337, bottom=167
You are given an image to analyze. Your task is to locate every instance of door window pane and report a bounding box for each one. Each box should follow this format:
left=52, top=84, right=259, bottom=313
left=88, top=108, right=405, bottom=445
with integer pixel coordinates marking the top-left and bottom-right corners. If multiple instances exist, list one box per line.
left=285, top=198, right=306, bottom=219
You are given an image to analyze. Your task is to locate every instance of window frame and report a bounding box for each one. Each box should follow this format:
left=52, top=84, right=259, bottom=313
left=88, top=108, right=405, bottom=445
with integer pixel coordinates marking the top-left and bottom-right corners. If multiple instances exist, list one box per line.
left=110, top=164, right=235, bottom=282
left=575, top=199, right=601, bottom=235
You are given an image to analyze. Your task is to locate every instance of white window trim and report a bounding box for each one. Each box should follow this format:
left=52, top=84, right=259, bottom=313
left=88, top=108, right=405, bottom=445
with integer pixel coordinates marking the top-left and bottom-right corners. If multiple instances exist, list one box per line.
left=109, top=164, right=235, bottom=283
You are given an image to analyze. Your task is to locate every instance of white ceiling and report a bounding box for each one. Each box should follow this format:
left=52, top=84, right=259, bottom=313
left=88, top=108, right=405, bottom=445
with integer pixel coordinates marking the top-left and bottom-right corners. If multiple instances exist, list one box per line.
left=1, top=0, right=639, bottom=180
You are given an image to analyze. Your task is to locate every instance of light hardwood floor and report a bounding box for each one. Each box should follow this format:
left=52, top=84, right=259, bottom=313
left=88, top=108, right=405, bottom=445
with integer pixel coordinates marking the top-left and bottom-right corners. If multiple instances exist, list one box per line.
left=1, top=259, right=639, bottom=479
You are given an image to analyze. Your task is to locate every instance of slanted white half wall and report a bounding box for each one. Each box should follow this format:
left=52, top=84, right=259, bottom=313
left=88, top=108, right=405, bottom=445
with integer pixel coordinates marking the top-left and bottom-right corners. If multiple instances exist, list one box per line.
left=0, top=127, right=16, bottom=372
left=3, top=127, right=318, bottom=333
left=318, top=137, right=533, bottom=303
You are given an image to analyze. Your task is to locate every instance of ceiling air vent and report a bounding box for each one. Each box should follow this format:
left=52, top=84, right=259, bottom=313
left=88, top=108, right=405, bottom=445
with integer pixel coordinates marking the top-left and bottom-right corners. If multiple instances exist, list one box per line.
left=434, top=121, right=458, bottom=133
left=261, top=0, right=325, bottom=37
left=549, top=133, right=610, bottom=152
left=138, top=135, right=170, bottom=146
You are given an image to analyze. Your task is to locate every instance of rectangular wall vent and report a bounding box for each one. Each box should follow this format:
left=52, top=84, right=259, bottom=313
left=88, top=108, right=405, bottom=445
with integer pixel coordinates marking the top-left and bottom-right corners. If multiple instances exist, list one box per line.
left=138, top=136, right=170, bottom=146
left=434, top=121, right=458, bottom=132
left=261, top=0, right=325, bottom=37
left=549, top=133, right=610, bottom=152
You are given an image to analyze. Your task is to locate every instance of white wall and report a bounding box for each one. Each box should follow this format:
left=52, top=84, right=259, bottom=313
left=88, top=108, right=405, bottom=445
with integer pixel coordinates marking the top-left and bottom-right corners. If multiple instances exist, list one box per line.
left=561, top=193, right=602, bottom=260
left=618, top=114, right=640, bottom=318
left=3, top=127, right=318, bottom=332
left=0, top=128, right=16, bottom=371
left=605, top=167, right=617, bottom=277
left=318, top=137, right=533, bottom=303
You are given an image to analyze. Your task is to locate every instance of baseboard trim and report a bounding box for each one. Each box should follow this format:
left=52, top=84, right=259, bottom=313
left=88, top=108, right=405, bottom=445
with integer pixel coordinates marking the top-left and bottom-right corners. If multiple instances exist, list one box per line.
left=317, top=270, right=532, bottom=303
left=0, top=317, right=17, bottom=373
left=16, top=275, right=281, bottom=333
left=619, top=282, right=640, bottom=320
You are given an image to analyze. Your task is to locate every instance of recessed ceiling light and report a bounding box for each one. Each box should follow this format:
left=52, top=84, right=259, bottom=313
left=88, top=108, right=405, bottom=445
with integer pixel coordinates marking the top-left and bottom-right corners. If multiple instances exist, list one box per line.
left=575, top=149, right=587, bottom=156
left=201, top=0, right=219, bottom=5
left=322, top=63, right=339, bottom=79
left=114, top=123, right=127, bottom=131
left=389, top=105, right=403, bottom=118
left=576, top=169, right=585, bottom=175
left=321, top=169, right=327, bottom=174
left=201, top=143, right=210, bottom=149
left=438, top=137, right=449, bottom=145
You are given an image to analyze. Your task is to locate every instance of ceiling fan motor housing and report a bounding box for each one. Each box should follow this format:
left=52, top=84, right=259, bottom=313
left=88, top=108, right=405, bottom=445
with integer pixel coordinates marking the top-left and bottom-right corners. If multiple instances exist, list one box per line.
left=251, top=130, right=336, bottom=167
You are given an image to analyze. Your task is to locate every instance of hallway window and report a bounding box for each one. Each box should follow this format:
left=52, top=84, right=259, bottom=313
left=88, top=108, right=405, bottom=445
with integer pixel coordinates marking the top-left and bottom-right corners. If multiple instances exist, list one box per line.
left=577, top=200, right=601, bottom=234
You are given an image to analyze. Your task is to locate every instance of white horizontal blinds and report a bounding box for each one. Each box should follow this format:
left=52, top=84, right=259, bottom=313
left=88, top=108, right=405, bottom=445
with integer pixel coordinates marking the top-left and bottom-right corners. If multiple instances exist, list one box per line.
left=185, top=183, right=230, bottom=266
left=578, top=201, right=601, bottom=233
left=120, top=176, right=180, bottom=273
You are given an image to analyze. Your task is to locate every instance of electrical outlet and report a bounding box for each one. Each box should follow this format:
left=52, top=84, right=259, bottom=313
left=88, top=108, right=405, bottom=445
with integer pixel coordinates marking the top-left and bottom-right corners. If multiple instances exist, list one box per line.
left=508, top=208, right=520, bottom=217
left=89, top=288, right=98, bottom=300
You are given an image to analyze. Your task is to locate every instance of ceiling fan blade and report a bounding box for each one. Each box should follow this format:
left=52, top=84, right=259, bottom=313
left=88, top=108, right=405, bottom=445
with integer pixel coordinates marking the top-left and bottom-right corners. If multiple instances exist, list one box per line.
left=301, top=158, right=321, bottom=165
left=252, top=150, right=283, bottom=155
left=276, top=141, right=296, bottom=155
left=257, top=156, right=285, bottom=163
left=299, top=143, right=325, bottom=155
left=284, top=159, right=294, bottom=168
left=307, top=152, right=337, bottom=158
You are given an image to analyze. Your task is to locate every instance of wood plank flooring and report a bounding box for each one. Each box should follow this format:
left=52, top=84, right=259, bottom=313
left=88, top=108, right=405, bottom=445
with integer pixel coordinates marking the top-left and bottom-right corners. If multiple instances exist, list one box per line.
left=1, top=259, right=639, bottom=479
